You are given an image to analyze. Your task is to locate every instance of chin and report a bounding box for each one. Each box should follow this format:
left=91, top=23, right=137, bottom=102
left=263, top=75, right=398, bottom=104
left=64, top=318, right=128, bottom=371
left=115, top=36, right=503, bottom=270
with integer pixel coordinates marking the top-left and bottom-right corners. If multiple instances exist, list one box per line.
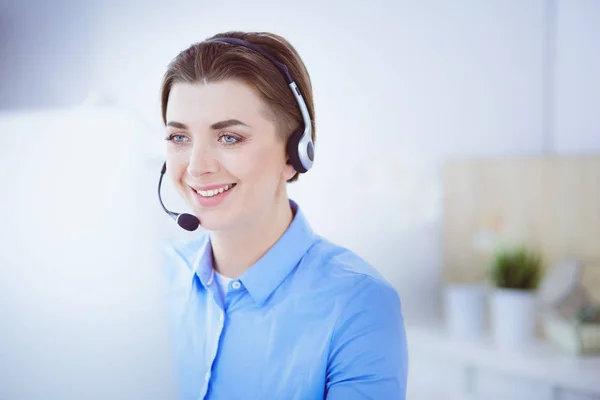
left=198, top=220, right=229, bottom=232
left=193, top=208, right=239, bottom=233
left=183, top=183, right=257, bottom=233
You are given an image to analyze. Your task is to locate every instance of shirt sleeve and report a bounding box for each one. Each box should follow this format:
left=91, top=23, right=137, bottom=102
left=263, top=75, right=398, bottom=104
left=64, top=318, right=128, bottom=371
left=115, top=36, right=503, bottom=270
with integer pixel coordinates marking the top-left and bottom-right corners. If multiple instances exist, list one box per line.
left=325, top=276, right=408, bottom=400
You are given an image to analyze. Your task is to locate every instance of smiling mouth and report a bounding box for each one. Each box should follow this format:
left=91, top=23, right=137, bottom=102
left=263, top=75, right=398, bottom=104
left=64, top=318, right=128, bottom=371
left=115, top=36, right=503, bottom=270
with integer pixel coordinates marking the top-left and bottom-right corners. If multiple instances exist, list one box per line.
left=193, top=183, right=237, bottom=198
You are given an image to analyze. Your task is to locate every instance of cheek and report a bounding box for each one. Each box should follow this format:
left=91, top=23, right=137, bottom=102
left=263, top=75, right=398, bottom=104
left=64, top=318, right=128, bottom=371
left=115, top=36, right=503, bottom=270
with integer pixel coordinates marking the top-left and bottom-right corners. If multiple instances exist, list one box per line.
left=166, top=148, right=190, bottom=181
left=223, top=146, right=284, bottom=183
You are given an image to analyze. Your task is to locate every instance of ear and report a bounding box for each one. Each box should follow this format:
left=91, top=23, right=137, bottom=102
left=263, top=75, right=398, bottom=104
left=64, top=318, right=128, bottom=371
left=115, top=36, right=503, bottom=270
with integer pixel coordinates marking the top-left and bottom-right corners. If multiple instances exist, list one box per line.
left=281, top=161, right=297, bottom=181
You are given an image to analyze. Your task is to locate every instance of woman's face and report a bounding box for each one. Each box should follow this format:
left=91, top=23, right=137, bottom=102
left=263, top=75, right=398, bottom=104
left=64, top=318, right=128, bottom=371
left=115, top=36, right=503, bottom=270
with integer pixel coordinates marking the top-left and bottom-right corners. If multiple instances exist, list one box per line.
left=165, top=80, right=296, bottom=232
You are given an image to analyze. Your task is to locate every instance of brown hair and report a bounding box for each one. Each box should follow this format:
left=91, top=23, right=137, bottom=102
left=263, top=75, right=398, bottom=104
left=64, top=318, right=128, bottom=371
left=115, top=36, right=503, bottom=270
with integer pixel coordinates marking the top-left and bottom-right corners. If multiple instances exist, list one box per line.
left=160, top=31, right=315, bottom=182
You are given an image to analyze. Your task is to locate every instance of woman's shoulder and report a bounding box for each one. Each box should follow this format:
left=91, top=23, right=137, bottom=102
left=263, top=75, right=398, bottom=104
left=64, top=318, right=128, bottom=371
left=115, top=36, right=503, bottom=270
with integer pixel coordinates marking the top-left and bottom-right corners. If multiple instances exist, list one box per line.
left=302, top=235, right=397, bottom=295
left=295, top=236, right=403, bottom=327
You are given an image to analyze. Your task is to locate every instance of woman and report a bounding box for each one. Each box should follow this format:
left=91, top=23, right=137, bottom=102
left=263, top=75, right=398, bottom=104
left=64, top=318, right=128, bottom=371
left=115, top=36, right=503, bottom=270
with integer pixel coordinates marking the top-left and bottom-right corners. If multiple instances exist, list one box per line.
left=161, top=31, right=408, bottom=400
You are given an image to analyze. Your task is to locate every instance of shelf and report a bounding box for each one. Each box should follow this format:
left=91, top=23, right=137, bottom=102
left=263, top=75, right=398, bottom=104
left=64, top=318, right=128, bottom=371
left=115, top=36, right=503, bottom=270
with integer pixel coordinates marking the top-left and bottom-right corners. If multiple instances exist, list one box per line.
left=406, top=322, right=600, bottom=396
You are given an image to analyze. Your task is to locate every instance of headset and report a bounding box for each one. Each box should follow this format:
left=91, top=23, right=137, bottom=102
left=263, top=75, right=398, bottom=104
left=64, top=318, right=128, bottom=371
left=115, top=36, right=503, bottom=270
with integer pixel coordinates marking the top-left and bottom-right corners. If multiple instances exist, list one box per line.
left=158, top=37, right=315, bottom=231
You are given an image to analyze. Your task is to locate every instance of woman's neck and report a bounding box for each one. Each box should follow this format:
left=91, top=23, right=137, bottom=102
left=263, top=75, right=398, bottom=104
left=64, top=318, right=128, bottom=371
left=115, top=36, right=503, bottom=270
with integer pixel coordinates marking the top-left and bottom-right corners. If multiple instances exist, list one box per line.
left=209, top=192, right=294, bottom=279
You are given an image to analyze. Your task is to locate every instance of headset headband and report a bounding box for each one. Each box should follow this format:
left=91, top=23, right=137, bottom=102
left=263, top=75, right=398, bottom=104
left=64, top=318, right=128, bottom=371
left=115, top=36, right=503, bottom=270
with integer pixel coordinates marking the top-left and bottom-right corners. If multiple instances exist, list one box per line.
left=204, top=37, right=314, bottom=173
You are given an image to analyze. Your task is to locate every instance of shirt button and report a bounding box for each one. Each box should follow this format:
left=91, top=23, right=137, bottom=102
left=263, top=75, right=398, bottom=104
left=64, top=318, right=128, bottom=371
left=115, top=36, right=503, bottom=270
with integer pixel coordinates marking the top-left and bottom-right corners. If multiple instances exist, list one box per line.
left=231, top=281, right=241, bottom=290
left=205, top=372, right=210, bottom=381
left=219, top=312, right=224, bottom=322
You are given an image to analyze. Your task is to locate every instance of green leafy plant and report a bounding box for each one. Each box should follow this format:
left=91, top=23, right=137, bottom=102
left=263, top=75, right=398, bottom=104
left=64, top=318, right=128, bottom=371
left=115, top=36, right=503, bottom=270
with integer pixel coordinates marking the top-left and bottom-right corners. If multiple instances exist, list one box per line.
left=489, top=246, right=542, bottom=290
left=577, top=305, right=600, bottom=324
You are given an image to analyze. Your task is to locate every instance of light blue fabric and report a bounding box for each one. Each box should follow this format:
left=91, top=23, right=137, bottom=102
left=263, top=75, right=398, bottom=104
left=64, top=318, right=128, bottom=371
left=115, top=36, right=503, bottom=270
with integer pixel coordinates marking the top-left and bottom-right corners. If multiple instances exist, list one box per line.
left=163, top=200, right=408, bottom=400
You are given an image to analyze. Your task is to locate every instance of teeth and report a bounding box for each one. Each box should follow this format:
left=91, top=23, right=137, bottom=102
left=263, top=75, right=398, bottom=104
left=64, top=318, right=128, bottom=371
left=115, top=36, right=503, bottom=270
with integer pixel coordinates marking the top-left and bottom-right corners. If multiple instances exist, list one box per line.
left=196, top=184, right=234, bottom=198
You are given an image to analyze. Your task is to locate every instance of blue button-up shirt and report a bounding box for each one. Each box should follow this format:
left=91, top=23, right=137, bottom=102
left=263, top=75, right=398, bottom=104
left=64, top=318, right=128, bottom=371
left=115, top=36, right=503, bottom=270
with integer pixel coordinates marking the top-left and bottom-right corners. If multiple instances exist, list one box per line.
left=163, top=200, right=408, bottom=400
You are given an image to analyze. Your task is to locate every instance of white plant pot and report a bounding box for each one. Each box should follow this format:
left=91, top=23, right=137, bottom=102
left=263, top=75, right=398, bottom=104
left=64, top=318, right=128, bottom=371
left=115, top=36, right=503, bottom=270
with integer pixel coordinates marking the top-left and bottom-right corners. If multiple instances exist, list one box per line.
left=444, top=284, right=487, bottom=340
left=490, top=288, right=537, bottom=347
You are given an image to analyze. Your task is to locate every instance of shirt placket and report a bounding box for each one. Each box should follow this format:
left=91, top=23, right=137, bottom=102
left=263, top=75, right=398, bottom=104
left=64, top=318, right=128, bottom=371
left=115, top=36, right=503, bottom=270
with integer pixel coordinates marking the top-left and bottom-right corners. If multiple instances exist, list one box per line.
left=200, top=271, right=226, bottom=400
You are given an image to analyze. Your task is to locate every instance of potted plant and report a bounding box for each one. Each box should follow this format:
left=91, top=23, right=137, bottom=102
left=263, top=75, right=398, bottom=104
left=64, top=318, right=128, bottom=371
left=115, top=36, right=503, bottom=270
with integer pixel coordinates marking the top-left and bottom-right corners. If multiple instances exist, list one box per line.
left=444, top=281, right=487, bottom=340
left=488, top=246, right=543, bottom=347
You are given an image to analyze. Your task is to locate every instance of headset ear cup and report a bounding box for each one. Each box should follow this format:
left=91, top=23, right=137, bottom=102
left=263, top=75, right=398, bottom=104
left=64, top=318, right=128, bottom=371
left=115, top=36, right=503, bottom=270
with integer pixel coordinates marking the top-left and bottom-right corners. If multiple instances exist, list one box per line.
left=286, top=129, right=307, bottom=173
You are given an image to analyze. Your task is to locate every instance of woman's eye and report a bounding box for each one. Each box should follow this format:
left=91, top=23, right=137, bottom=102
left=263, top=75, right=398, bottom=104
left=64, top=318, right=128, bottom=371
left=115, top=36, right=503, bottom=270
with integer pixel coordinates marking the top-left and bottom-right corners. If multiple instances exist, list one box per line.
left=219, top=134, right=239, bottom=144
left=165, top=134, right=187, bottom=144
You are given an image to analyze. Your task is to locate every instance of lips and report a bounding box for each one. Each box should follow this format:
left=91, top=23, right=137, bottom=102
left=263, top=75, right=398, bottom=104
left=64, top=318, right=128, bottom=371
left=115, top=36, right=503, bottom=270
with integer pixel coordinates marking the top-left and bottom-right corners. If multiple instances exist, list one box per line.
left=190, top=183, right=237, bottom=207
left=194, top=183, right=237, bottom=198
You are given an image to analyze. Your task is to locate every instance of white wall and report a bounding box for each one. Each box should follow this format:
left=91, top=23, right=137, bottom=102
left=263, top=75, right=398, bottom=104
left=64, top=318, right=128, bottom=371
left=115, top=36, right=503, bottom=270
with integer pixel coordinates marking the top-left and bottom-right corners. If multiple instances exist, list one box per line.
left=553, top=0, right=600, bottom=153
left=0, top=0, right=93, bottom=109
left=1, top=0, right=599, bottom=323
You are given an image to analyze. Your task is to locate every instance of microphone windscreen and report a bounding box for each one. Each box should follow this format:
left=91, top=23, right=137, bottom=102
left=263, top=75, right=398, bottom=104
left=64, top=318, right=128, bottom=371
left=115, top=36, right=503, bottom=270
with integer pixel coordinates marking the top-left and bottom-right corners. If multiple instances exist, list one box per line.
left=176, top=213, right=200, bottom=231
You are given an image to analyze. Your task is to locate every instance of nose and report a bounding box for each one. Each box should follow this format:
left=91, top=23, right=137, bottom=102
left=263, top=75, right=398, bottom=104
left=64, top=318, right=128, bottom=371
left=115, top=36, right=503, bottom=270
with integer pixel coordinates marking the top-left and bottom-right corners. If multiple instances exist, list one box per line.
left=187, top=143, right=219, bottom=178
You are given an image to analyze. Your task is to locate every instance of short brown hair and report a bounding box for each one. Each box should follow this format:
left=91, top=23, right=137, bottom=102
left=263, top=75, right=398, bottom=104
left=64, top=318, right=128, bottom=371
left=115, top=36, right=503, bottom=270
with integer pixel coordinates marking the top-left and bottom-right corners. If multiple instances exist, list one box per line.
left=160, top=31, right=315, bottom=182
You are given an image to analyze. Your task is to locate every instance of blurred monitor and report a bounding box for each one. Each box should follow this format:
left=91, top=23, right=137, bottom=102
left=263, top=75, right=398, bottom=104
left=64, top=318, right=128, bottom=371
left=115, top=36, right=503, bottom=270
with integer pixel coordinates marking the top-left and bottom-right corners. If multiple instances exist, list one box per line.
left=0, top=105, right=177, bottom=399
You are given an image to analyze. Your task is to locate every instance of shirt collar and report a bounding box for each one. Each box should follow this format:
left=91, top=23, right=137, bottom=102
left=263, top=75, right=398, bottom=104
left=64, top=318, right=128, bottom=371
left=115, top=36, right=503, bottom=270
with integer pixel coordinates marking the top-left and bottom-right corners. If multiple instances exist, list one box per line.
left=192, top=199, right=316, bottom=305
left=192, top=234, right=215, bottom=287
left=240, top=199, right=316, bottom=306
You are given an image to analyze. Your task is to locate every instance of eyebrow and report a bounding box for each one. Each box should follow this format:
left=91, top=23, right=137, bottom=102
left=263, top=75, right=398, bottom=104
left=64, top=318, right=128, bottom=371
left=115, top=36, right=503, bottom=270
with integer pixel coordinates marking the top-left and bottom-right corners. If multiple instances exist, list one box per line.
left=166, top=119, right=249, bottom=130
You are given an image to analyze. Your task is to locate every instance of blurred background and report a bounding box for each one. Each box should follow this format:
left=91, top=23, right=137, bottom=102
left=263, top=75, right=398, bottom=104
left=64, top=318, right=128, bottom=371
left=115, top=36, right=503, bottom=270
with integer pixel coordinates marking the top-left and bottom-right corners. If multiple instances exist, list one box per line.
left=0, top=0, right=598, bottom=399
